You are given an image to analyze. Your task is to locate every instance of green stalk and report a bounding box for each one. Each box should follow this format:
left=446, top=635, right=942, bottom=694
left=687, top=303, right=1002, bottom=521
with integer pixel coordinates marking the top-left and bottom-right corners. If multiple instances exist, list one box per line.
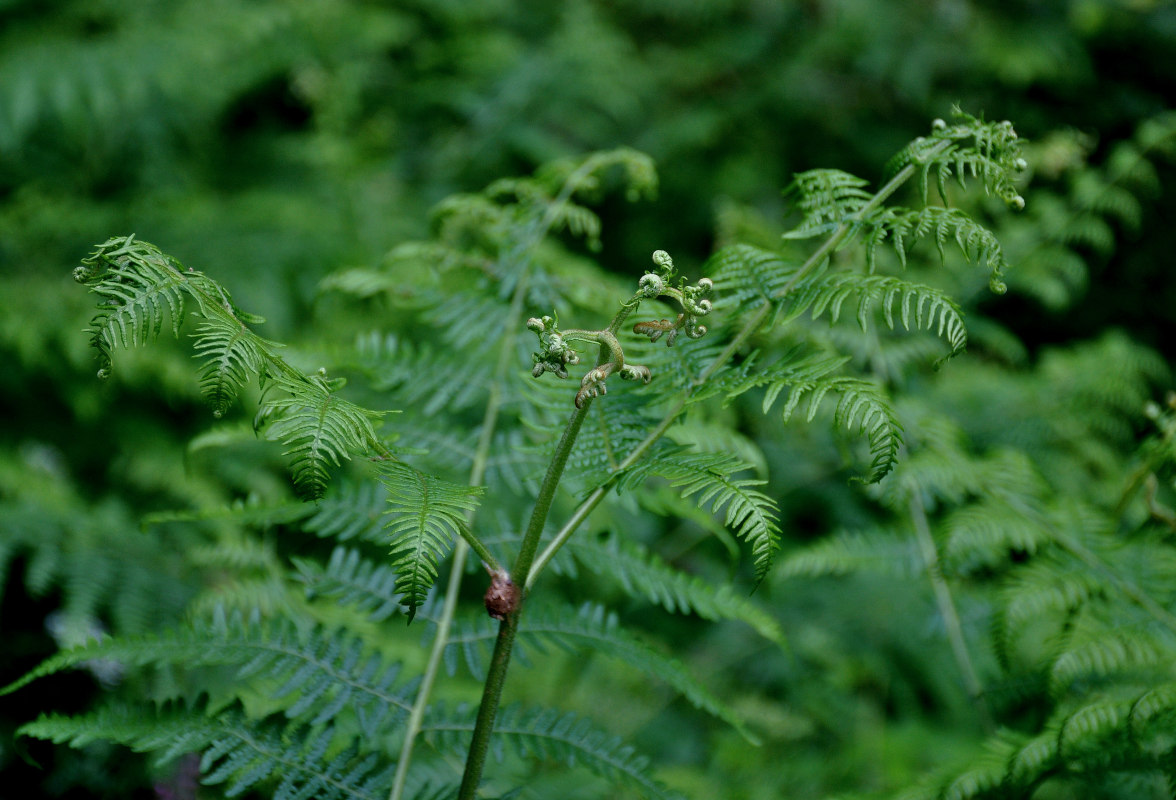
left=457, top=398, right=592, bottom=800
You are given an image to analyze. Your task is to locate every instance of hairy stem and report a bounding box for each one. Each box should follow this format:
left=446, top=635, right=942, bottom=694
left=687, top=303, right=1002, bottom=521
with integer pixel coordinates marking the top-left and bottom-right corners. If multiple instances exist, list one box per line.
left=458, top=398, right=592, bottom=800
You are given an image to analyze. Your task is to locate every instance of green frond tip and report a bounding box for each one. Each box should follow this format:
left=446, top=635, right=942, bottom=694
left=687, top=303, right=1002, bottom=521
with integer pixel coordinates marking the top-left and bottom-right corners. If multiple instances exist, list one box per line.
left=887, top=108, right=1027, bottom=217
left=613, top=451, right=782, bottom=585
left=711, top=352, right=903, bottom=483
left=569, top=532, right=786, bottom=645
left=864, top=206, right=1009, bottom=295
left=379, top=461, right=483, bottom=621
left=782, top=272, right=969, bottom=363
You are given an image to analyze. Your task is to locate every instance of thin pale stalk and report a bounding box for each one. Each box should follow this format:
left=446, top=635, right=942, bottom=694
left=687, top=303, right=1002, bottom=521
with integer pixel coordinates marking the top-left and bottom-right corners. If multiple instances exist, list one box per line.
left=908, top=494, right=994, bottom=732
left=389, top=386, right=504, bottom=800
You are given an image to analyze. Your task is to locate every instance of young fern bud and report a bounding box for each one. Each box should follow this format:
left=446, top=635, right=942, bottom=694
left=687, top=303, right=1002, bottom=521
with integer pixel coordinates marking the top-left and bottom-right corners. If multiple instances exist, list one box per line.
left=528, top=315, right=580, bottom=378
left=651, top=249, right=674, bottom=274
left=638, top=272, right=666, bottom=297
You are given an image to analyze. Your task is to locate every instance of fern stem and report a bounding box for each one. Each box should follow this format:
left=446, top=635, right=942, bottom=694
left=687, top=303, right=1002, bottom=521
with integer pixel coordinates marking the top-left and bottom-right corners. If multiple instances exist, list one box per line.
left=459, top=398, right=592, bottom=800
left=908, top=495, right=994, bottom=732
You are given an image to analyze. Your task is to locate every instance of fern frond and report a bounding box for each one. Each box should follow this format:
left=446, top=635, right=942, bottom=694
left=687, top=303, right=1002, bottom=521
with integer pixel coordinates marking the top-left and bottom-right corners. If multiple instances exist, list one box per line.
left=778, top=526, right=923, bottom=579
left=26, top=702, right=395, bottom=800
left=260, top=373, right=386, bottom=500
left=423, top=703, right=684, bottom=800
left=192, top=316, right=275, bottom=418
left=783, top=169, right=873, bottom=239
left=716, top=351, right=903, bottom=483
left=864, top=206, right=1008, bottom=293
left=19, top=700, right=220, bottom=766
left=200, top=711, right=394, bottom=800
left=75, top=235, right=190, bottom=376
left=613, top=451, right=781, bottom=584
left=705, top=243, right=797, bottom=314
left=295, top=547, right=403, bottom=622
left=885, top=108, right=1026, bottom=211
left=75, top=236, right=392, bottom=498
left=1050, top=625, right=1172, bottom=695
left=301, top=478, right=390, bottom=544
left=942, top=500, right=1053, bottom=574
left=568, top=532, right=785, bottom=644
left=444, top=602, right=758, bottom=741
left=3, top=613, right=417, bottom=735
left=783, top=271, right=968, bottom=362
left=379, top=460, right=483, bottom=621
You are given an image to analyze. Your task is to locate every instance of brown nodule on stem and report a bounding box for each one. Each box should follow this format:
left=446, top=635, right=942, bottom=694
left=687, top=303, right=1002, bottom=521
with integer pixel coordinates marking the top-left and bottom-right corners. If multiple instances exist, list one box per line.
left=484, top=570, right=521, bottom=620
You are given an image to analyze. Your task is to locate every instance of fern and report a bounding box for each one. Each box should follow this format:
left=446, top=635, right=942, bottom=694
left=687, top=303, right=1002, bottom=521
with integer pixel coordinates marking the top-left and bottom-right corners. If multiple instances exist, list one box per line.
left=379, top=460, right=483, bottom=621
left=712, top=351, right=903, bottom=483
left=863, top=206, right=1009, bottom=292
left=3, top=611, right=418, bottom=735
left=781, top=271, right=969, bottom=362
left=259, top=373, right=386, bottom=499
left=612, top=451, right=782, bottom=583
left=443, top=601, right=758, bottom=741
left=423, top=703, right=684, bottom=800
left=296, top=546, right=405, bottom=622
left=22, top=702, right=394, bottom=800
left=783, top=169, right=873, bottom=239
left=73, top=235, right=391, bottom=499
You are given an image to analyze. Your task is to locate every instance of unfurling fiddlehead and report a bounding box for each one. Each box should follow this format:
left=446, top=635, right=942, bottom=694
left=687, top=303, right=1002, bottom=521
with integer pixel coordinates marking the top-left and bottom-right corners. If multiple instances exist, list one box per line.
left=528, top=249, right=713, bottom=407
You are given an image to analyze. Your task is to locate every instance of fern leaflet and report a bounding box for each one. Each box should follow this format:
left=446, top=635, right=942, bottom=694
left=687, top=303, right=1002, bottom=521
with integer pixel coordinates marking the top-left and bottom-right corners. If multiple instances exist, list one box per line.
left=379, top=460, right=483, bottom=621
left=612, top=451, right=781, bottom=584
left=423, top=703, right=684, bottom=800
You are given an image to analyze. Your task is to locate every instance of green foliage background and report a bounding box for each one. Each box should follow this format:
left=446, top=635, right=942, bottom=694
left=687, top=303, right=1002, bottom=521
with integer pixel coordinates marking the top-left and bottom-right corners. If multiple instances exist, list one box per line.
left=2, top=1, right=1175, bottom=798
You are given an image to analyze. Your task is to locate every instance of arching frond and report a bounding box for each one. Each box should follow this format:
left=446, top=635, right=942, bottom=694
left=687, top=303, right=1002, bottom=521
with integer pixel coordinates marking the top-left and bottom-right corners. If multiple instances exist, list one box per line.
left=864, top=206, right=1008, bottom=293
left=704, top=243, right=797, bottom=314
left=781, top=271, right=969, bottom=362
left=568, top=532, right=785, bottom=644
left=22, top=701, right=395, bottom=800
left=260, top=373, right=387, bottom=500
left=885, top=108, right=1026, bottom=210
left=191, top=316, right=275, bottom=418
left=75, top=235, right=191, bottom=376
left=3, top=613, right=417, bottom=736
left=295, top=546, right=403, bottom=623
left=423, top=703, right=684, bottom=800
left=443, top=602, right=758, bottom=741
left=778, top=526, right=923, bottom=579
left=75, top=236, right=393, bottom=498
left=714, top=351, right=903, bottom=483
left=612, top=451, right=781, bottom=583
left=379, top=461, right=483, bottom=621
left=301, top=478, right=390, bottom=544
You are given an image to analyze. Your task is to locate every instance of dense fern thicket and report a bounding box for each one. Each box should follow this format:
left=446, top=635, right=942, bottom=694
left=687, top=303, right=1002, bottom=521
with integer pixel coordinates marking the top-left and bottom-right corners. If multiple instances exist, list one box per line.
left=2, top=2, right=1176, bottom=799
